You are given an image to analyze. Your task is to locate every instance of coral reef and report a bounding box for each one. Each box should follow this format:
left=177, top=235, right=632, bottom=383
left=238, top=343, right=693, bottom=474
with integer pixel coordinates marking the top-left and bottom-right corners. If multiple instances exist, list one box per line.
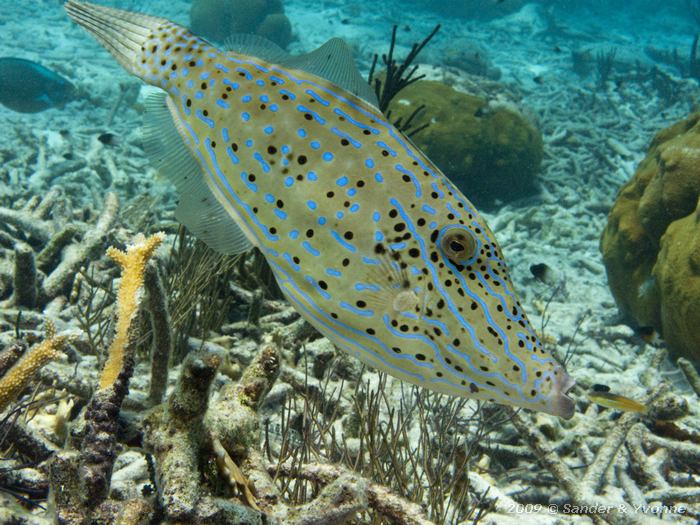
left=387, top=80, right=543, bottom=206
left=190, top=0, right=292, bottom=49
left=443, top=40, right=502, bottom=80
left=99, top=233, right=164, bottom=389
left=600, top=112, right=700, bottom=361
left=0, top=322, right=65, bottom=412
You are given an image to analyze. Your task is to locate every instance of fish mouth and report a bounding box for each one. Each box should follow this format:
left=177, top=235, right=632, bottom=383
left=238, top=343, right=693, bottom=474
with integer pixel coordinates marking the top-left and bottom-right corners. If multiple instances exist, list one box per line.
left=551, top=365, right=576, bottom=419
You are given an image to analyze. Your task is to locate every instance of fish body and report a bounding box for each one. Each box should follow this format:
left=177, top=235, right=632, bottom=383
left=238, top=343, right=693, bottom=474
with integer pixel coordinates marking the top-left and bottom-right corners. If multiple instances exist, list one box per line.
left=0, top=57, right=75, bottom=113
left=588, top=385, right=646, bottom=413
left=65, top=1, right=575, bottom=417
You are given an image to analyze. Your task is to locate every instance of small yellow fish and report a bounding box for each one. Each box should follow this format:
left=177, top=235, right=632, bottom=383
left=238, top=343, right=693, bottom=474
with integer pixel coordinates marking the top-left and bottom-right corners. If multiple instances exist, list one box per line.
left=588, top=384, right=646, bottom=413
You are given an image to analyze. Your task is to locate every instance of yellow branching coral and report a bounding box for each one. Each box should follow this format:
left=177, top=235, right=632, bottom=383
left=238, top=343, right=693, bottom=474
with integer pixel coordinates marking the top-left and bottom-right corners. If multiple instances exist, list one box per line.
left=0, top=321, right=66, bottom=413
left=100, top=232, right=164, bottom=389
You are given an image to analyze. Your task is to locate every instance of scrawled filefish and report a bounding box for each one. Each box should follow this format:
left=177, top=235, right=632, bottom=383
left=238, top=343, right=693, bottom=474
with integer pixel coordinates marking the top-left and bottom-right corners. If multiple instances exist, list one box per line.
left=65, top=1, right=575, bottom=417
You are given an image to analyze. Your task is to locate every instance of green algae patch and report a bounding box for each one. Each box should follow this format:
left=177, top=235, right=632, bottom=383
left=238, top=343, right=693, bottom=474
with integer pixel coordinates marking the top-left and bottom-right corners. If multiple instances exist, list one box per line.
left=601, top=112, right=700, bottom=362
left=388, top=80, right=543, bottom=207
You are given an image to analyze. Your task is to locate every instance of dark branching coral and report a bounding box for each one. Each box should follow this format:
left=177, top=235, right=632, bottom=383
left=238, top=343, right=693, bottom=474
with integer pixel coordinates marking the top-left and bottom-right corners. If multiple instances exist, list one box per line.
left=367, top=24, right=441, bottom=115
left=595, top=48, right=617, bottom=88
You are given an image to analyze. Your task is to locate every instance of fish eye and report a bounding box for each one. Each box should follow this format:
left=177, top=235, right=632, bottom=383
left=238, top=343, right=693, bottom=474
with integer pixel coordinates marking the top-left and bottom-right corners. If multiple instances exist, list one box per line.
left=439, top=225, right=478, bottom=262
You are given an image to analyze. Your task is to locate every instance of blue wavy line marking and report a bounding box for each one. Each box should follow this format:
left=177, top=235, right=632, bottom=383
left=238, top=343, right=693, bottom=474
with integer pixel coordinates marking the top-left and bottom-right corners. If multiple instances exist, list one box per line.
left=438, top=239, right=529, bottom=386
left=394, top=163, right=422, bottom=197
left=340, top=301, right=374, bottom=317
left=330, top=231, right=356, bottom=252
left=305, top=88, right=330, bottom=106
left=389, top=198, right=500, bottom=365
left=267, top=260, right=426, bottom=382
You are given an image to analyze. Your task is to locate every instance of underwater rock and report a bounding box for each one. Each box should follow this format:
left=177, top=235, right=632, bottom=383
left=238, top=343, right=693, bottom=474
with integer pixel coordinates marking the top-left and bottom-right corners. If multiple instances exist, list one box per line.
left=387, top=80, right=543, bottom=207
left=601, top=112, right=700, bottom=361
left=442, top=41, right=501, bottom=80
left=190, top=0, right=292, bottom=49
left=653, top=201, right=700, bottom=364
left=0, top=57, right=75, bottom=113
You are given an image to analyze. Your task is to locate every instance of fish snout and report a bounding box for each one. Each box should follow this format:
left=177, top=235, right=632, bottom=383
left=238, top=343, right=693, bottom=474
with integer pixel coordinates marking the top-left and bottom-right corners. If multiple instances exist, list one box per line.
left=550, top=365, right=576, bottom=419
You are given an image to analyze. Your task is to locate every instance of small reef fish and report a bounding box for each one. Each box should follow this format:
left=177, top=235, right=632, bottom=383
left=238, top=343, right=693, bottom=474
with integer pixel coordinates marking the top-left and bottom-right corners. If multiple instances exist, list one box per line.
left=588, top=384, right=646, bottom=413
left=637, top=326, right=661, bottom=345
left=65, top=1, right=576, bottom=417
left=529, top=262, right=556, bottom=285
left=0, top=57, right=76, bottom=113
left=98, top=132, right=121, bottom=147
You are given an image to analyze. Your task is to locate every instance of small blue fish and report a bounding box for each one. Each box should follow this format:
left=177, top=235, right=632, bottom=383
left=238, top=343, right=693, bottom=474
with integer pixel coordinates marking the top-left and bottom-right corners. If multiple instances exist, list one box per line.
left=0, top=57, right=76, bottom=113
left=65, top=1, right=576, bottom=417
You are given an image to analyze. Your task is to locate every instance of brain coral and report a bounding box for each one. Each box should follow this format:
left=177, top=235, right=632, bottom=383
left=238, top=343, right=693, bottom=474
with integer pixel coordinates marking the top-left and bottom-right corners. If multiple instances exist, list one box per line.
left=600, top=112, right=700, bottom=361
left=190, top=0, right=292, bottom=49
left=387, top=80, right=543, bottom=207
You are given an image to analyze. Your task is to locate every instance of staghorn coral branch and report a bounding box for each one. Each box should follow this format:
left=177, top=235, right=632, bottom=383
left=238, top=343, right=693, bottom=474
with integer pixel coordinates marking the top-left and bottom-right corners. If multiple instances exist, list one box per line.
left=0, top=322, right=66, bottom=413
left=43, top=192, right=120, bottom=300
left=677, top=357, right=700, bottom=397
left=99, top=232, right=164, bottom=389
left=287, top=473, right=368, bottom=525
left=48, top=233, right=164, bottom=522
left=80, top=233, right=164, bottom=505
left=144, top=261, right=171, bottom=405
left=581, top=410, right=642, bottom=492
left=207, top=341, right=280, bottom=457
left=0, top=206, right=52, bottom=242
left=269, top=461, right=434, bottom=525
left=36, top=225, right=81, bottom=274
left=11, top=242, right=37, bottom=308
left=0, top=342, right=25, bottom=377
left=144, top=349, right=222, bottom=521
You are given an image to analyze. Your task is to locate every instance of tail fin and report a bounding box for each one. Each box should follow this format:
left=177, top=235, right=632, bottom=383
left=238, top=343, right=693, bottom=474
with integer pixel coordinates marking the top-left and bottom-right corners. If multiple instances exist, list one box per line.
left=64, top=1, right=173, bottom=79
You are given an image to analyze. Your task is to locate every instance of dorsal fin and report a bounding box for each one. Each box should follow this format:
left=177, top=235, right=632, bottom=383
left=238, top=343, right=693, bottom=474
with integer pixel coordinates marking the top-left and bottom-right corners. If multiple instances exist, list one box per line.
left=223, top=33, right=290, bottom=64
left=225, top=34, right=379, bottom=108
left=142, top=91, right=253, bottom=255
